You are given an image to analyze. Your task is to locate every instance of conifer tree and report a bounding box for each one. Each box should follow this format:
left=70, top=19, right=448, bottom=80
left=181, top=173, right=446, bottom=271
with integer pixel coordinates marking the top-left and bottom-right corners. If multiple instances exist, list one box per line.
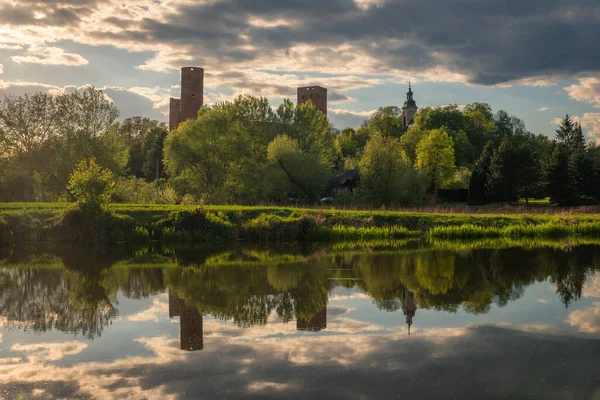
left=555, top=115, right=575, bottom=147
left=547, top=144, right=576, bottom=205
left=467, top=140, right=494, bottom=205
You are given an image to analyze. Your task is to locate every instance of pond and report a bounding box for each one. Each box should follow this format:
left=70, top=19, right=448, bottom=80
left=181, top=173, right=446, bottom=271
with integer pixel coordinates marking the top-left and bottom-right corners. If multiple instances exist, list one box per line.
left=0, top=242, right=599, bottom=399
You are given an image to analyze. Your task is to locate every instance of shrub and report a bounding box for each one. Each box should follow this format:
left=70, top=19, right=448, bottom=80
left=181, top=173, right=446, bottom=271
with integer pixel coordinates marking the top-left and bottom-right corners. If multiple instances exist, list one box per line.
left=161, top=207, right=233, bottom=241
left=243, top=214, right=316, bottom=241
left=67, top=158, right=115, bottom=213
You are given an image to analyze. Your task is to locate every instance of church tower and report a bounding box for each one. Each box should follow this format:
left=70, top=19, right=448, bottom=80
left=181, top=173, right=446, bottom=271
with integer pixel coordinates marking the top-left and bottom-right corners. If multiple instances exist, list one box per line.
left=402, top=82, right=418, bottom=128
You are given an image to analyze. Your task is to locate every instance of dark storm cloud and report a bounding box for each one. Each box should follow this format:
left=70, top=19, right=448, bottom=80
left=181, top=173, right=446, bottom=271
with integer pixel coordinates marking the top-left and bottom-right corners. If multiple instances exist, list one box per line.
left=141, top=0, right=600, bottom=84
left=2, top=0, right=600, bottom=84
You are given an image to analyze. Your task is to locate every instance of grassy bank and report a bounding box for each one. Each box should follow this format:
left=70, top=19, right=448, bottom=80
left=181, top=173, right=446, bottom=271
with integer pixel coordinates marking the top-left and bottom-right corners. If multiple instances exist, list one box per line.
left=2, top=203, right=600, bottom=245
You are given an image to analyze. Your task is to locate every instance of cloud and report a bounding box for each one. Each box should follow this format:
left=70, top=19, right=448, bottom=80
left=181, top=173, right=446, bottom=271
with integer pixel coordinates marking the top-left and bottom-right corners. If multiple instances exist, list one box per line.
left=536, top=299, right=548, bottom=304
left=566, top=301, right=600, bottom=333
left=0, top=80, right=170, bottom=121
left=2, top=324, right=600, bottom=399
left=537, top=107, right=549, bottom=112
left=1, top=0, right=599, bottom=88
left=126, top=295, right=170, bottom=322
left=11, top=341, right=88, bottom=363
left=565, top=76, right=600, bottom=108
left=11, top=46, right=88, bottom=66
left=552, top=113, right=600, bottom=143
left=583, top=273, right=600, bottom=298
left=0, top=64, right=3, bottom=75
left=572, top=113, right=600, bottom=143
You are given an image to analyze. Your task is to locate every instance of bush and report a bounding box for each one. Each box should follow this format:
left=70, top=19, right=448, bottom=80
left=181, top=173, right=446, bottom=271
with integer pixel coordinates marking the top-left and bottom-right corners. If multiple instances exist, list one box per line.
left=67, top=158, right=115, bottom=213
left=161, top=207, right=233, bottom=242
left=242, top=214, right=317, bottom=242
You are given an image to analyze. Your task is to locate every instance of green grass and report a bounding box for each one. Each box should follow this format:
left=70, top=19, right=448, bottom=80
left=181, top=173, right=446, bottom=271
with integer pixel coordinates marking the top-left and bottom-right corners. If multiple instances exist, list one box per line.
left=429, top=221, right=600, bottom=240
left=2, top=202, right=600, bottom=245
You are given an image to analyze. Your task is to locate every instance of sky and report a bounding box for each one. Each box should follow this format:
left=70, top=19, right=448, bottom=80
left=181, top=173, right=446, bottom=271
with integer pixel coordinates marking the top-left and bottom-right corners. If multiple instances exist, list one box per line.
left=0, top=0, right=599, bottom=140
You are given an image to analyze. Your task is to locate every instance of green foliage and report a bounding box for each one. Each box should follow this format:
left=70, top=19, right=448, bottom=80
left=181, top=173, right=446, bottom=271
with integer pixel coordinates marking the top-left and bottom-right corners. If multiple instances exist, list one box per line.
left=429, top=221, right=600, bottom=240
left=487, top=135, right=542, bottom=203
left=267, top=135, right=330, bottom=202
left=416, top=127, right=456, bottom=190
left=141, top=126, right=168, bottom=181
left=362, top=106, right=404, bottom=138
left=358, top=134, right=429, bottom=206
left=547, top=144, right=576, bottom=206
left=67, top=158, right=115, bottom=213
left=242, top=214, right=317, bottom=241
left=399, top=126, right=427, bottom=165
left=468, top=141, right=494, bottom=205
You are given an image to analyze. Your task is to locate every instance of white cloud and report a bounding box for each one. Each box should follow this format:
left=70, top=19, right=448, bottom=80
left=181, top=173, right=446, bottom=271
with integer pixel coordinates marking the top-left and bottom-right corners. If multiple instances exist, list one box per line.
left=0, top=80, right=171, bottom=121
left=12, top=46, right=88, bottom=66
left=127, top=295, right=170, bottom=322
left=566, top=302, right=600, bottom=333
left=11, top=341, right=88, bottom=363
left=565, top=76, right=600, bottom=108
left=552, top=113, right=600, bottom=144
left=572, top=113, right=600, bottom=144
left=537, top=107, right=549, bottom=112
left=330, top=108, right=377, bottom=118
left=536, top=299, right=548, bottom=304
left=583, top=273, right=600, bottom=298
left=0, top=64, right=3, bottom=75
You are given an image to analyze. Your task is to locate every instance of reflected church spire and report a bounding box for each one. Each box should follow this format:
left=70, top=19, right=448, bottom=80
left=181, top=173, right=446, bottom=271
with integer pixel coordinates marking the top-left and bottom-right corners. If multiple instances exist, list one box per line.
left=402, top=289, right=417, bottom=335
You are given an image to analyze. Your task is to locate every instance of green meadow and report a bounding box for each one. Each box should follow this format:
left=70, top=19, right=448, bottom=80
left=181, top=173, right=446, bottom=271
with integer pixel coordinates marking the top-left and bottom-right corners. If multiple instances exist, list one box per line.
left=2, top=203, right=600, bottom=246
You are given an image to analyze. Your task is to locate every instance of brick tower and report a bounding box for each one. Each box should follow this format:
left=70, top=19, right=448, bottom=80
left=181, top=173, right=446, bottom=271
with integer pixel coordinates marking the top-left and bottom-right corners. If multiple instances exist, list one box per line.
left=169, top=67, right=204, bottom=131
left=297, top=86, right=327, bottom=116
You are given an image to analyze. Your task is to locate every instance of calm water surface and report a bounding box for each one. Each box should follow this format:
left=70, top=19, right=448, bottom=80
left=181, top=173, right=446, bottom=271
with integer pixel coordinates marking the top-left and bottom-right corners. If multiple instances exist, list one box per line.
left=1, top=243, right=599, bottom=399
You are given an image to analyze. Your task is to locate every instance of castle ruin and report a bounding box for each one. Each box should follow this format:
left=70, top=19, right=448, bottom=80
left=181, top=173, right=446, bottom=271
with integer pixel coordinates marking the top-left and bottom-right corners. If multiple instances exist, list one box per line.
left=297, top=86, right=328, bottom=116
left=169, top=67, right=204, bottom=131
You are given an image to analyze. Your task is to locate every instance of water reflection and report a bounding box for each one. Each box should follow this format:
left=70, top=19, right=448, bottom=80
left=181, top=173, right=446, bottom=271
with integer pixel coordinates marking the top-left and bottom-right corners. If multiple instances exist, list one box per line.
left=1, top=243, right=600, bottom=399
left=0, top=244, right=598, bottom=338
left=168, top=291, right=203, bottom=351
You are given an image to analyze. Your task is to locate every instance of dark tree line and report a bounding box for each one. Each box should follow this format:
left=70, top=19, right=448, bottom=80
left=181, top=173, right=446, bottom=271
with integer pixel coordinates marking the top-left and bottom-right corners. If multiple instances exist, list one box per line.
left=468, top=115, right=600, bottom=206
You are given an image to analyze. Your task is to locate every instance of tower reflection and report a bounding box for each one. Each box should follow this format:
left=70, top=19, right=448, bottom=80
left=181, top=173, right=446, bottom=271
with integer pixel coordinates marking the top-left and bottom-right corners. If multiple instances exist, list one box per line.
left=402, top=289, right=417, bottom=335
left=169, top=290, right=203, bottom=351
left=297, top=307, right=327, bottom=332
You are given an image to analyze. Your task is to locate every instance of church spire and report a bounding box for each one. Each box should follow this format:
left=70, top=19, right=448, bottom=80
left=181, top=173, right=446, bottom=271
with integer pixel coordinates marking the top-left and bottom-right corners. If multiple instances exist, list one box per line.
left=402, top=81, right=418, bottom=128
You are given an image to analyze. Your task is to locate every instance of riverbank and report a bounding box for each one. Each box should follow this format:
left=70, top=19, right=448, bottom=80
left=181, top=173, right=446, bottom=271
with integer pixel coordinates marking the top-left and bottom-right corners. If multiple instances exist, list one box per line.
left=2, top=203, right=600, bottom=245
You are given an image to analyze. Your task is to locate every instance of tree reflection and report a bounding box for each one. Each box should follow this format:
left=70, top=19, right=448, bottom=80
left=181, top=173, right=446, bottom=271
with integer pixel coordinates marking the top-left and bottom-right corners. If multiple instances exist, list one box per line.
left=0, top=244, right=598, bottom=339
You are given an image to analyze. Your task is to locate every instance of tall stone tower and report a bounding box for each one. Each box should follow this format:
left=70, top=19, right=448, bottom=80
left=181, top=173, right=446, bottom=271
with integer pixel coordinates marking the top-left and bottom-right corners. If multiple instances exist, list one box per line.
left=297, top=86, right=327, bottom=116
left=169, top=67, right=204, bottom=131
left=402, top=82, right=418, bottom=128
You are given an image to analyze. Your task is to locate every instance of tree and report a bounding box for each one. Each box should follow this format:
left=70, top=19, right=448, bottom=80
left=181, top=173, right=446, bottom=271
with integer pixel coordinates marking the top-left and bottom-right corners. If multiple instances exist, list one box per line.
left=415, top=128, right=455, bottom=191
left=468, top=141, right=494, bottom=205
left=164, top=108, right=243, bottom=202
left=141, top=126, right=168, bottom=181
left=555, top=115, right=576, bottom=147
left=358, top=134, right=428, bottom=206
left=362, top=106, right=404, bottom=138
left=0, top=92, right=61, bottom=157
left=43, top=87, right=127, bottom=197
left=67, top=158, right=115, bottom=213
left=267, top=135, right=329, bottom=203
left=399, top=126, right=427, bottom=165
left=546, top=144, right=575, bottom=206
left=116, top=117, right=162, bottom=178
left=487, top=136, right=541, bottom=203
